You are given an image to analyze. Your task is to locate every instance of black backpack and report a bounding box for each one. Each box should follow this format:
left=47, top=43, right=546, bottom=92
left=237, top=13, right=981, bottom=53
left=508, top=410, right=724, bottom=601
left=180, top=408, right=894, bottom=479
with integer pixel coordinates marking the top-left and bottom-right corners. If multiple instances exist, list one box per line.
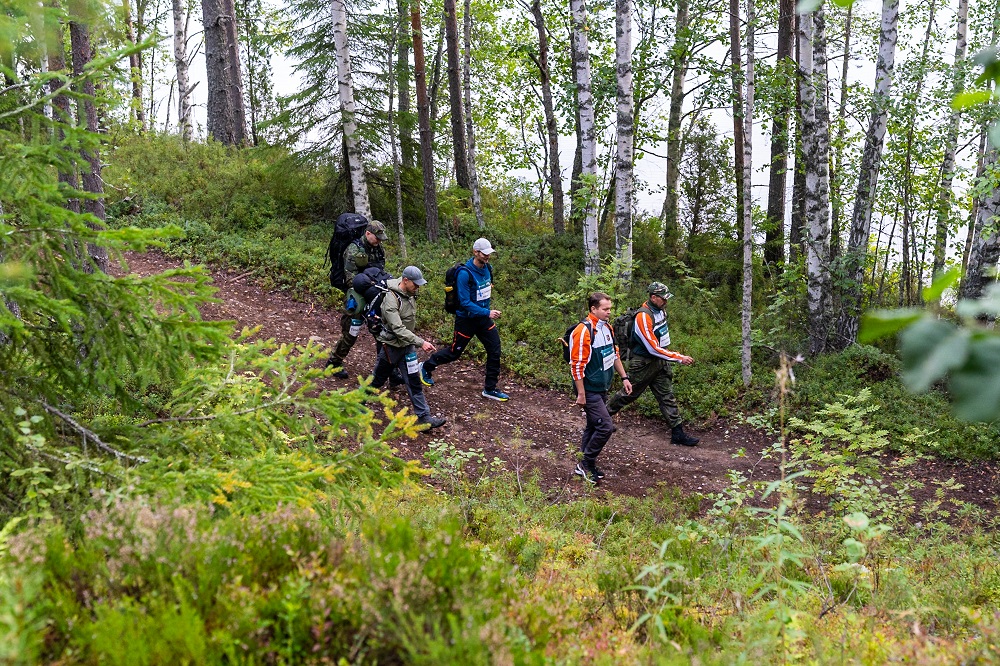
left=611, top=307, right=642, bottom=364
left=352, top=266, right=393, bottom=305
left=444, top=262, right=492, bottom=314
left=364, top=285, right=391, bottom=338
left=560, top=320, right=594, bottom=363
left=324, top=213, right=369, bottom=292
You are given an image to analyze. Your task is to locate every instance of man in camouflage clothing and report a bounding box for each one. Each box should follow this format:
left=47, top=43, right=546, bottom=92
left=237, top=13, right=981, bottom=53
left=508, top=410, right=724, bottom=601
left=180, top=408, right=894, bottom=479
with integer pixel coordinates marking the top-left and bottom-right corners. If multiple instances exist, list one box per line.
left=606, top=282, right=700, bottom=446
left=327, top=220, right=388, bottom=378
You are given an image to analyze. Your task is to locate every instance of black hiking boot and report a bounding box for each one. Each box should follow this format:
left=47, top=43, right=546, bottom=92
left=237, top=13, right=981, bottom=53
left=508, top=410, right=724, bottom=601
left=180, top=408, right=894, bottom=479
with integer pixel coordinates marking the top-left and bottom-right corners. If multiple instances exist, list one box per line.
left=671, top=424, right=700, bottom=447
left=417, top=415, right=447, bottom=429
left=325, top=358, right=349, bottom=379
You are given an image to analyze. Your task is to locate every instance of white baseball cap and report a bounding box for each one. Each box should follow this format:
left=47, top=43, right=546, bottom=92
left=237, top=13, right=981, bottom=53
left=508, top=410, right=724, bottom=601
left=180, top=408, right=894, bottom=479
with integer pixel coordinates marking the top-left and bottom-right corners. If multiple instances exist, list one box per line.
left=473, top=238, right=496, bottom=255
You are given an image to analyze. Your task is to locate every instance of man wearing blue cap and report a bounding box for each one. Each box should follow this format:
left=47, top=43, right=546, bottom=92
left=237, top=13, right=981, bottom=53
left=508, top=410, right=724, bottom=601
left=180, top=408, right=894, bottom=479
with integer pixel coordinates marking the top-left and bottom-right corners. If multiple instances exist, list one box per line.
left=419, top=238, right=509, bottom=402
left=371, top=266, right=446, bottom=429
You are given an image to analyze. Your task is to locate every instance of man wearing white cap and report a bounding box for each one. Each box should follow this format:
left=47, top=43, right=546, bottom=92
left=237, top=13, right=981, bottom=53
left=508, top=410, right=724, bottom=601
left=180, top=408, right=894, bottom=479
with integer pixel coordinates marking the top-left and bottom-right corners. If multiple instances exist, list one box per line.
left=419, top=238, right=509, bottom=401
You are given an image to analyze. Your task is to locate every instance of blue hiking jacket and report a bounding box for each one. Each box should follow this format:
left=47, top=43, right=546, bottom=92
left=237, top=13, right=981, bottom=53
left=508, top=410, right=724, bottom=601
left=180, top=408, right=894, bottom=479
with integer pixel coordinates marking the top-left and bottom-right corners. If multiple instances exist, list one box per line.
left=456, top=258, right=493, bottom=318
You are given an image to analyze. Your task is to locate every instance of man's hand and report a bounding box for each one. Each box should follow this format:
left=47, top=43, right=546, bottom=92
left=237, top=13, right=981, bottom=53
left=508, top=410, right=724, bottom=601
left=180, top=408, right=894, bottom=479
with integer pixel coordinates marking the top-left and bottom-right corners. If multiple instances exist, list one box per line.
left=679, top=355, right=694, bottom=365
left=622, top=379, right=632, bottom=395
left=421, top=341, right=436, bottom=353
left=575, top=393, right=587, bottom=406
left=489, top=309, right=502, bottom=319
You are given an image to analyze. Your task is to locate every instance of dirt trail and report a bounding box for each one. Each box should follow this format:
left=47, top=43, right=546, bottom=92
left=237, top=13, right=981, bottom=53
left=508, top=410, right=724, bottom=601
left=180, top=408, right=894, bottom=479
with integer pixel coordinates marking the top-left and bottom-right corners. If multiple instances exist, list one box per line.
left=120, top=251, right=1000, bottom=509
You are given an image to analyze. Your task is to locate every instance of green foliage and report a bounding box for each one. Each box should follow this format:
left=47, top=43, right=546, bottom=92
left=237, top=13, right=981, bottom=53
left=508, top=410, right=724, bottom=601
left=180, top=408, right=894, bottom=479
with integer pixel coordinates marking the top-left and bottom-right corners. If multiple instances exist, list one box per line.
left=3, top=495, right=534, bottom=664
left=787, top=390, right=924, bottom=518
left=863, top=275, right=1000, bottom=423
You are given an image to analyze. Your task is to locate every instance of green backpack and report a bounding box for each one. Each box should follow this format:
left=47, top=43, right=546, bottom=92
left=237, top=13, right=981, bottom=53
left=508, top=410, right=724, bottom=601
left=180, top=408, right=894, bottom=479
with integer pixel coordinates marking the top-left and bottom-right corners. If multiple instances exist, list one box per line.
left=611, top=307, right=643, bottom=363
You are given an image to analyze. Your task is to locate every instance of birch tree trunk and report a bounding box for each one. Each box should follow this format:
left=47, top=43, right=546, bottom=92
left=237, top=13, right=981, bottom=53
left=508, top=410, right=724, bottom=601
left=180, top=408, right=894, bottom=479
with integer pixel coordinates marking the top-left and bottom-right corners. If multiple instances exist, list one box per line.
left=444, top=0, right=469, bottom=189
left=570, top=0, right=600, bottom=274
left=173, top=0, right=193, bottom=141
left=730, top=0, right=746, bottom=239
left=763, top=0, right=794, bottom=268
left=614, top=0, right=634, bottom=281
left=122, top=0, right=146, bottom=132
left=932, top=0, right=969, bottom=284
left=69, top=17, right=109, bottom=274
left=463, top=0, right=485, bottom=229
left=829, top=3, right=852, bottom=262
left=568, top=27, right=584, bottom=232
left=411, top=0, right=440, bottom=241
left=963, top=130, right=987, bottom=275
left=661, top=0, right=688, bottom=252
left=900, top=0, right=937, bottom=305
left=798, top=6, right=832, bottom=355
left=529, top=0, right=564, bottom=234
left=960, top=147, right=1000, bottom=301
left=331, top=0, right=371, bottom=219
left=834, top=0, right=898, bottom=348
left=741, top=0, right=754, bottom=386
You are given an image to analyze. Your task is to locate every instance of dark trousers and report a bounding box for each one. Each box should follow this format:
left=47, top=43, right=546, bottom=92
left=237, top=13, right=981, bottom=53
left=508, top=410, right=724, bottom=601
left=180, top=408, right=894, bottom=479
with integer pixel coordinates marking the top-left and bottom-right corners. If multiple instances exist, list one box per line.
left=423, top=315, right=501, bottom=391
left=372, top=344, right=430, bottom=419
left=607, top=356, right=682, bottom=427
left=580, top=391, right=614, bottom=465
left=331, top=312, right=360, bottom=364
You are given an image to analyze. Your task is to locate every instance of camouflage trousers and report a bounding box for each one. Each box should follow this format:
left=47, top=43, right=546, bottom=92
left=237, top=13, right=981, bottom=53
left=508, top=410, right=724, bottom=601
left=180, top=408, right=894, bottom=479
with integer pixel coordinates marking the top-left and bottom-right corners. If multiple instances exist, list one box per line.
left=607, top=355, right=682, bottom=428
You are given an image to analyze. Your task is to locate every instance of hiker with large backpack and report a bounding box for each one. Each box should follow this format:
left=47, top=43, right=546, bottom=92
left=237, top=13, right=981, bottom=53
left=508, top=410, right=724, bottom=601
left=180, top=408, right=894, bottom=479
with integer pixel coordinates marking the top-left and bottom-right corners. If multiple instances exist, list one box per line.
left=606, top=282, right=700, bottom=447
left=566, top=292, right=632, bottom=485
left=369, top=266, right=447, bottom=429
left=325, top=217, right=389, bottom=378
left=418, top=238, right=509, bottom=402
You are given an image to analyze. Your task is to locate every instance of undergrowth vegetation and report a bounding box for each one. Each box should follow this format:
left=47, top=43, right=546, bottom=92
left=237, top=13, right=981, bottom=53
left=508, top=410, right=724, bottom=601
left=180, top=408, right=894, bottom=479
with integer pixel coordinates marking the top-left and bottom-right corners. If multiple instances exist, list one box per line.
left=4, top=125, right=1000, bottom=663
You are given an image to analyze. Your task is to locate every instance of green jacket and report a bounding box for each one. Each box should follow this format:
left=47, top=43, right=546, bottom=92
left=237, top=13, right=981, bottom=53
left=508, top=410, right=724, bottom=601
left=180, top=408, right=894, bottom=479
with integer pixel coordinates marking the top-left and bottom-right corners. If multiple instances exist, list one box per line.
left=376, top=278, right=425, bottom=348
left=343, top=238, right=386, bottom=283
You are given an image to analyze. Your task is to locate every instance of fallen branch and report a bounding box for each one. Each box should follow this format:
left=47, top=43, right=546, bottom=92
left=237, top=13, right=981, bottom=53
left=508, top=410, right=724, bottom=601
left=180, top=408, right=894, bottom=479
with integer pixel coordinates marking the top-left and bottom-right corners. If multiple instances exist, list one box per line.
left=42, top=403, right=149, bottom=465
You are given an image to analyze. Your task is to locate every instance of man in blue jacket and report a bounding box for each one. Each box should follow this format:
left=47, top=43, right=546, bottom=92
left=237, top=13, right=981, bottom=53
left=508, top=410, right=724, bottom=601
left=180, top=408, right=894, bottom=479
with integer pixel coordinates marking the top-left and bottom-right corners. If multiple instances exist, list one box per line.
left=419, top=238, right=509, bottom=401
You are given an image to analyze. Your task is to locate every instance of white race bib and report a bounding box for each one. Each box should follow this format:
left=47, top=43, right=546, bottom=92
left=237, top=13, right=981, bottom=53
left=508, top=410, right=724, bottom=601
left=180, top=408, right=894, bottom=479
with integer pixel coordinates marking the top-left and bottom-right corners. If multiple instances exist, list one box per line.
left=602, top=349, right=617, bottom=371
left=349, top=319, right=363, bottom=336
left=405, top=352, right=419, bottom=375
left=476, top=283, right=492, bottom=301
left=659, top=331, right=671, bottom=347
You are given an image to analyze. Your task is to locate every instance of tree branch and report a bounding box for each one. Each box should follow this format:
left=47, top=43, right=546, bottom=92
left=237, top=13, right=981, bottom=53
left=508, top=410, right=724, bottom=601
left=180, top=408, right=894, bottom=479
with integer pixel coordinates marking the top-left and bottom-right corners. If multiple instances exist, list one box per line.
left=42, top=402, right=149, bottom=464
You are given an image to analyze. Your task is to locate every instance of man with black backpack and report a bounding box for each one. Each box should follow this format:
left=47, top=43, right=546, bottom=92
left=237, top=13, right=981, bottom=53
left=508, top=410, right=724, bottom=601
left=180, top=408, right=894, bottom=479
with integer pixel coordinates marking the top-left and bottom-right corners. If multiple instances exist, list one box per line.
left=418, top=238, right=509, bottom=402
left=326, top=219, right=389, bottom=378
left=567, top=292, right=632, bottom=484
left=606, top=282, right=700, bottom=447
left=370, top=266, right=447, bottom=429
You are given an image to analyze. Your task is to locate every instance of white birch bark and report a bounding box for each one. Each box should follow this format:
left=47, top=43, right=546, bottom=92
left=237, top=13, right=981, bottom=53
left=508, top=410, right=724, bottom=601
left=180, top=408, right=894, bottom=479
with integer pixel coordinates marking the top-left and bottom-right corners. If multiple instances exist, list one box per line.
left=331, top=0, right=371, bottom=219
left=614, top=0, right=633, bottom=280
left=570, top=0, right=599, bottom=274
left=463, top=0, right=485, bottom=229
left=960, top=147, right=1000, bottom=301
left=933, top=0, right=969, bottom=281
left=741, top=0, right=754, bottom=386
left=173, top=0, right=193, bottom=141
left=835, top=0, right=898, bottom=347
left=798, top=7, right=832, bottom=355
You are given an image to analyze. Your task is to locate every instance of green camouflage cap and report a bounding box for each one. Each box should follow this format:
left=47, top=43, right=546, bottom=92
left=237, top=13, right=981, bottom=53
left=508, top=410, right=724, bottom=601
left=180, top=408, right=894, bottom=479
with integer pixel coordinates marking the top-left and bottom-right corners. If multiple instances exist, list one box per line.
left=647, top=281, right=673, bottom=298
left=367, top=220, right=389, bottom=241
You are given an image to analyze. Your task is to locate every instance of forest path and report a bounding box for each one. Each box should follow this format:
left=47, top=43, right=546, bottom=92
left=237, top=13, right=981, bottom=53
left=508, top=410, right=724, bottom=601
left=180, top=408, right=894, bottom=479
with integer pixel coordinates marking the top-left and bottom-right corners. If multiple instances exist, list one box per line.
left=120, top=251, right=1000, bottom=510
